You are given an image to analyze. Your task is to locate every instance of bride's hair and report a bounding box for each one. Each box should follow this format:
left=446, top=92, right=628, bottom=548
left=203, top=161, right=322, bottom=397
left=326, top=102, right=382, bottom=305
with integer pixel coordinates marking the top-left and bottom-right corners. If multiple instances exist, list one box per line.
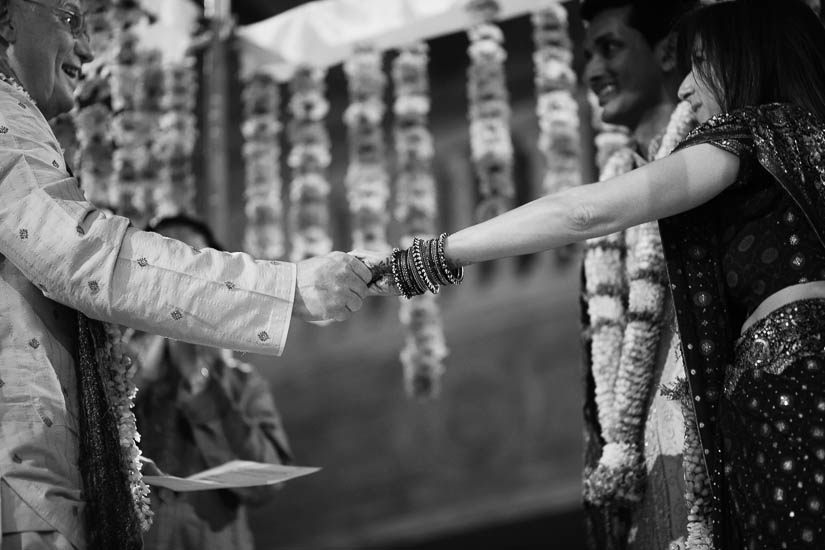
left=676, top=0, right=825, bottom=119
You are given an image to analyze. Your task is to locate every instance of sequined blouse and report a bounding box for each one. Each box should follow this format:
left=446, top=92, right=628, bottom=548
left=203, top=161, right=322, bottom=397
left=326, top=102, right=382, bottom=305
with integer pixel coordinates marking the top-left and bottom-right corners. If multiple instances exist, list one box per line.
left=720, top=158, right=825, bottom=328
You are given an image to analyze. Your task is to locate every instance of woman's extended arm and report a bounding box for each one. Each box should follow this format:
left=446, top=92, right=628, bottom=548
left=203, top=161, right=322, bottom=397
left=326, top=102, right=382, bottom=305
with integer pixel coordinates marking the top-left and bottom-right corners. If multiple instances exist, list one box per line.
left=443, top=143, right=740, bottom=266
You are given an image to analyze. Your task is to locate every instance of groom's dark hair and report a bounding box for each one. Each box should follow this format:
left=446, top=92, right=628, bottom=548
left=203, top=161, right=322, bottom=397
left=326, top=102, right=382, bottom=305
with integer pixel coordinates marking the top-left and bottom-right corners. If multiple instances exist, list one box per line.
left=581, top=0, right=699, bottom=48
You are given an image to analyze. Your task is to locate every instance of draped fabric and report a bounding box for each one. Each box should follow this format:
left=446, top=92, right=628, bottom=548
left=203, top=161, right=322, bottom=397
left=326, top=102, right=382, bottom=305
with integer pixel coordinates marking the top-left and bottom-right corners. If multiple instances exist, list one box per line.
left=76, top=314, right=143, bottom=550
left=659, top=103, right=825, bottom=546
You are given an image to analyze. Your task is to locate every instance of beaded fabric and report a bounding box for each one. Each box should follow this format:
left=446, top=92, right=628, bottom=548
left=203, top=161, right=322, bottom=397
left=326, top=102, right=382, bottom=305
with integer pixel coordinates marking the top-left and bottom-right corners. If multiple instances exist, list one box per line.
left=659, top=103, right=825, bottom=547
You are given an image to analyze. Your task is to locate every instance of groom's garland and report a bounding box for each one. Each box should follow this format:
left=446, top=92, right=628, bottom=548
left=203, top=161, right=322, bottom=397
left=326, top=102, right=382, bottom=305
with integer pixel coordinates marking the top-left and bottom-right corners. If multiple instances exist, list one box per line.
left=583, top=101, right=695, bottom=506
left=392, top=43, right=448, bottom=398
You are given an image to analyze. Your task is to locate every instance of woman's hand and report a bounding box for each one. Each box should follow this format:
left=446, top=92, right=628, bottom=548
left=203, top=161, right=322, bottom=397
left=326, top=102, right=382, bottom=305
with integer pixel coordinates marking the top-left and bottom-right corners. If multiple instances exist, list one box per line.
left=349, top=250, right=401, bottom=297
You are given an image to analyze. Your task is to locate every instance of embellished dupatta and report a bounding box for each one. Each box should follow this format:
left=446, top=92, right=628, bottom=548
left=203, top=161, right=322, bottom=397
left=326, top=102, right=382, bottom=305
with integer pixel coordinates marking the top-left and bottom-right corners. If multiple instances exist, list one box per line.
left=658, top=103, right=825, bottom=545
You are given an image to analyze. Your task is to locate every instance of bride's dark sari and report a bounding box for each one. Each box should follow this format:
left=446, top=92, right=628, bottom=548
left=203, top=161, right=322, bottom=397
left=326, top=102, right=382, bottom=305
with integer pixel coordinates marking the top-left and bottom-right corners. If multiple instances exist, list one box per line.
left=660, top=103, right=825, bottom=548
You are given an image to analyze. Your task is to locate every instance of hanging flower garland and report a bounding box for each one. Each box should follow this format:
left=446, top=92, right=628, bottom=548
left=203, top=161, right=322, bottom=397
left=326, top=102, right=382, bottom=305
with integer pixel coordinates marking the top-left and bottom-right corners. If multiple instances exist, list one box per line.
left=152, top=59, right=199, bottom=220
left=100, top=323, right=153, bottom=531
left=392, top=43, right=448, bottom=398
left=287, top=66, right=333, bottom=261
left=109, top=10, right=157, bottom=227
left=241, top=72, right=285, bottom=259
left=466, top=0, right=514, bottom=221
left=343, top=43, right=390, bottom=251
left=531, top=2, right=579, bottom=263
left=583, top=101, right=695, bottom=506
left=531, top=2, right=579, bottom=196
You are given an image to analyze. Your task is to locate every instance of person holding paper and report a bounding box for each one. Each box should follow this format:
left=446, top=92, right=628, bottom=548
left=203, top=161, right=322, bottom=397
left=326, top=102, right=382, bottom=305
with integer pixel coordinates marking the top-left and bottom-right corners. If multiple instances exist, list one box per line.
left=129, top=216, right=293, bottom=550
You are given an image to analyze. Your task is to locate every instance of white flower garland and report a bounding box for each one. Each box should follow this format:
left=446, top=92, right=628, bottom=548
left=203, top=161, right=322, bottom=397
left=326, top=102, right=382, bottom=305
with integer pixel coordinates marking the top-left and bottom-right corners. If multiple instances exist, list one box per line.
left=152, top=59, right=198, bottom=220
left=583, top=101, right=695, bottom=506
left=531, top=2, right=579, bottom=196
left=101, top=324, right=153, bottom=530
left=287, top=66, right=333, bottom=261
left=343, top=44, right=390, bottom=251
left=392, top=43, right=448, bottom=398
left=109, top=20, right=156, bottom=226
left=241, top=72, right=285, bottom=259
left=466, top=0, right=514, bottom=221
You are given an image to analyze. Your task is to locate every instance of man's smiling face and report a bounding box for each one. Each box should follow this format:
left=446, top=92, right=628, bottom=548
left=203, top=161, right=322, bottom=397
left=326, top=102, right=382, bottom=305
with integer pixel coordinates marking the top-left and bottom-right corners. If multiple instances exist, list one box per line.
left=584, top=6, right=668, bottom=129
left=6, top=0, right=93, bottom=118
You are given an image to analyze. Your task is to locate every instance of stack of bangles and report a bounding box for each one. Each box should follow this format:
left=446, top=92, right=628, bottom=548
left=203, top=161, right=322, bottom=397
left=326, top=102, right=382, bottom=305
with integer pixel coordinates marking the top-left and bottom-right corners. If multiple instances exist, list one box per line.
left=392, top=233, right=465, bottom=299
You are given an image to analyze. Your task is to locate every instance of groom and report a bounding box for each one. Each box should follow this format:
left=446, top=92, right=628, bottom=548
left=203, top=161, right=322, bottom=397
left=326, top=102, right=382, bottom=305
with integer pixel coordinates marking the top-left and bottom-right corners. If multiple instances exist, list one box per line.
left=580, top=0, right=697, bottom=548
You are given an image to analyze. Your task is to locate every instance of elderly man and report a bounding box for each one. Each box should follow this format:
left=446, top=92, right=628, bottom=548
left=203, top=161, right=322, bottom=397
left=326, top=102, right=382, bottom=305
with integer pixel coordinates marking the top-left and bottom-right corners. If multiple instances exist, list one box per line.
left=0, top=1, right=369, bottom=549
left=580, top=1, right=697, bottom=549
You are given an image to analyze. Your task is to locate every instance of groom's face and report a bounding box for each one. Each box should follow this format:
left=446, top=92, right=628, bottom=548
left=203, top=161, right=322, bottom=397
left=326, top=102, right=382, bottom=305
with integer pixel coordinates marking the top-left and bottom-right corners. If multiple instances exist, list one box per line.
left=584, top=6, right=668, bottom=130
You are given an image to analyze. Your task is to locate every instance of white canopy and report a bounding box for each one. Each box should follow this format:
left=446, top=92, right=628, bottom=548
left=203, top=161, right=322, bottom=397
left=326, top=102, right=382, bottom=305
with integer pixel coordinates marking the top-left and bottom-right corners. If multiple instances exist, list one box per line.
left=236, top=0, right=561, bottom=80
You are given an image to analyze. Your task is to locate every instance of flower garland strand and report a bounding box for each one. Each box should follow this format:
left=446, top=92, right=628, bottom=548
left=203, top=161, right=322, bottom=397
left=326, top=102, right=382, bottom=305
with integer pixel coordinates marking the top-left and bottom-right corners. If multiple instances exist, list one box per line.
left=392, top=43, right=449, bottom=398
left=466, top=0, right=515, bottom=221
left=152, top=59, right=199, bottom=220
left=583, top=101, right=695, bottom=506
left=343, top=43, right=391, bottom=251
left=241, top=72, right=285, bottom=259
left=287, top=66, right=333, bottom=261
left=101, top=324, right=153, bottom=530
left=531, top=2, right=579, bottom=196
left=109, top=8, right=156, bottom=227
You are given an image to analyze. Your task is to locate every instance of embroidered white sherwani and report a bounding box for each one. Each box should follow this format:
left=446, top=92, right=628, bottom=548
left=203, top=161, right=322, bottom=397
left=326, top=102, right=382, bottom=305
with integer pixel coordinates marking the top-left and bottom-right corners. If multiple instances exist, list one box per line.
left=0, top=80, right=296, bottom=549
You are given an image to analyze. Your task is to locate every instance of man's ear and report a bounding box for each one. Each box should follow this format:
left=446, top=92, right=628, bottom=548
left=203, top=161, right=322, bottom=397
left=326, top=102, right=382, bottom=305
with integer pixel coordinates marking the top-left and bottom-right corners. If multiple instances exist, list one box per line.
left=0, top=1, right=17, bottom=46
left=654, top=33, right=677, bottom=73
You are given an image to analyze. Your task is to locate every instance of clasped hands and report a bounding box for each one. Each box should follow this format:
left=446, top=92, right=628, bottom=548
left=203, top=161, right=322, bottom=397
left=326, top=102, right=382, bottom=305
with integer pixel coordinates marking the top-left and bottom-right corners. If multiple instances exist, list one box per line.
left=292, top=250, right=399, bottom=323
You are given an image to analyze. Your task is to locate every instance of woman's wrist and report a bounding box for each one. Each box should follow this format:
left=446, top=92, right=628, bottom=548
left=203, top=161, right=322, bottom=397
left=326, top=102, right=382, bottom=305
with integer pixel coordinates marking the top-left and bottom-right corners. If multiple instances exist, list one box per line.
left=391, top=233, right=465, bottom=299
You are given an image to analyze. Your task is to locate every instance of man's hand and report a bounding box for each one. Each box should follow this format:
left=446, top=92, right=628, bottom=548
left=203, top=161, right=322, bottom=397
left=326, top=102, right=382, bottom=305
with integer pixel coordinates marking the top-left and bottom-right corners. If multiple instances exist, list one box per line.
left=349, top=249, right=401, bottom=297
left=293, top=252, right=371, bottom=322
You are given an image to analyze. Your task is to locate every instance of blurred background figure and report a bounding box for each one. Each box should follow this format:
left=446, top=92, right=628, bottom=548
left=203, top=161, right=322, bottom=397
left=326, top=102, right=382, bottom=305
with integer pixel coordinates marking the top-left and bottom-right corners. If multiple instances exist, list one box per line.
left=127, top=215, right=293, bottom=550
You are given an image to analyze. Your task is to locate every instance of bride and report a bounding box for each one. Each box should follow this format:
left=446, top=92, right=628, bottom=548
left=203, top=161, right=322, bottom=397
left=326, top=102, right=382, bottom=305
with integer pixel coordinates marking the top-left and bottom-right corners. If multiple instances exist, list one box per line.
left=359, top=1, right=825, bottom=548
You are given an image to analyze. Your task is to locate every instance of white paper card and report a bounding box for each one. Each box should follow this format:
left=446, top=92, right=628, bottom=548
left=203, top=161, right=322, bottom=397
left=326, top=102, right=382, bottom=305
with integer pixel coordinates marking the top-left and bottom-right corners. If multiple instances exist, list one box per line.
left=143, top=460, right=320, bottom=492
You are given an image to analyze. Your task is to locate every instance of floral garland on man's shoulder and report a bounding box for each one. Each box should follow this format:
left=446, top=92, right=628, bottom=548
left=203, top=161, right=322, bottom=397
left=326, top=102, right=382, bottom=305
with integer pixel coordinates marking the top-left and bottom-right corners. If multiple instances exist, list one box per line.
left=583, top=101, right=695, bottom=507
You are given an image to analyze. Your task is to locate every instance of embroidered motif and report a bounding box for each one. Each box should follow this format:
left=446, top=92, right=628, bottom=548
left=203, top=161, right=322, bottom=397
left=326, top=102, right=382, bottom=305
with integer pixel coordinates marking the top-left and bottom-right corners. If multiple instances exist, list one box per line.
left=137, top=258, right=148, bottom=267
left=88, top=281, right=100, bottom=294
left=28, top=338, right=40, bottom=349
left=17, top=101, right=26, bottom=109
left=170, top=309, right=183, bottom=321
left=224, top=281, right=236, bottom=290
left=19, top=229, right=28, bottom=239
left=76, top=225, right=85, bottom=236
left=52, top=160, right=59, bottom=168
left=258, top=331, right=270, bottom=342
left=0, top=126, right=8, bottom=134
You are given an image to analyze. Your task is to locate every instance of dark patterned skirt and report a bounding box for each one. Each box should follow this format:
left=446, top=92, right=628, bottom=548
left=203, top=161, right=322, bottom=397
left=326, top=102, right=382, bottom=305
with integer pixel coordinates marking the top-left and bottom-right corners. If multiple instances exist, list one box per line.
left=719, top=298, right=825, bottom=550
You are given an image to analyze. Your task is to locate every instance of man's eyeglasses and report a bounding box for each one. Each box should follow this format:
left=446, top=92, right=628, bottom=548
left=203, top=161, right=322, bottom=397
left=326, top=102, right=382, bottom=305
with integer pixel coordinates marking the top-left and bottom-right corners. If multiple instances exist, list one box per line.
left=20, top=0, right=85, bottom=38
